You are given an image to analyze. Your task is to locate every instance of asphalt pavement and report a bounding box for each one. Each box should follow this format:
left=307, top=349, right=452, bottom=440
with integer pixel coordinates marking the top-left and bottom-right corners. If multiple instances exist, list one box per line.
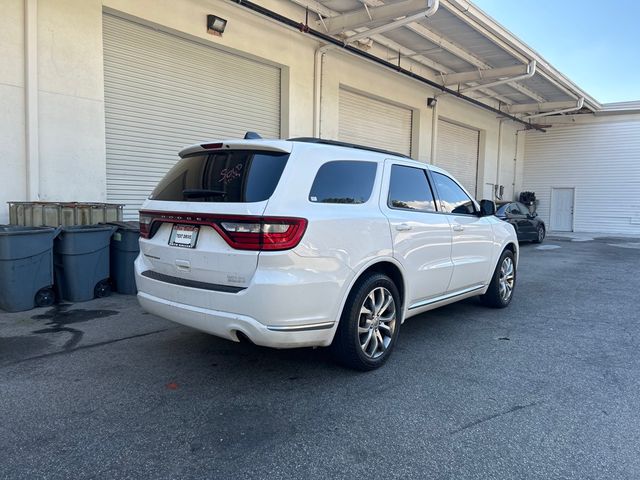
left=1, top=236, right=639, bottom=479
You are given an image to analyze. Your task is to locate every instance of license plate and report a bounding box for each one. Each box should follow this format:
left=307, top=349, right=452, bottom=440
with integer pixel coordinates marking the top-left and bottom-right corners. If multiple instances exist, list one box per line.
left=169, top=224, right=199, bottom=248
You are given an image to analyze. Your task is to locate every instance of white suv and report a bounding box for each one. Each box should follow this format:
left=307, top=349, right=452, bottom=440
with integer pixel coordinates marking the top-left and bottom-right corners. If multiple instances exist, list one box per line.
left=136, top=137, right=518, bottom=370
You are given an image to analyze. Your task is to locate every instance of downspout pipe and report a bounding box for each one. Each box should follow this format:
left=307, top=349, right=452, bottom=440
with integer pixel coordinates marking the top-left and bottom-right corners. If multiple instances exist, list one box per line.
left=495, top=118, right=504, bottom=200
left=229, top=0, right=544, bottom=132
left=25, top=0, right=40, bottom=201
left=313, top=45, right=331, bottom=137
left=460, top=60, right=536, bottom=93
left=429, top=97, right=439, bottom=164
left=525, top=97, right=585, bottom=120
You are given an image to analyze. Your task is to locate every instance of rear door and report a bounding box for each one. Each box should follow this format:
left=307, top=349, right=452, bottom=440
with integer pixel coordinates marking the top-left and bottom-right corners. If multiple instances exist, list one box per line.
left=430, top=171, right=494, bottom=292
left=380, top=160, right=453, bottom=306
left=139, top=149, right=289, bottom=289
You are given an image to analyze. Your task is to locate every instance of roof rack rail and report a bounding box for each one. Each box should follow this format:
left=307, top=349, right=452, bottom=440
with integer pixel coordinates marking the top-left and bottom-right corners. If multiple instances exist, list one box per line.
left=287, top=137, right=411, bottom=159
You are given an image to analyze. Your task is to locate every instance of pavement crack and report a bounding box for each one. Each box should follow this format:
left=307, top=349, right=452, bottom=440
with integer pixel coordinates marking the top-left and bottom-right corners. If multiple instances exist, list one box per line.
left=1, top=328, right=173, bottom=368
left=450, top=400, right=541, bottom=435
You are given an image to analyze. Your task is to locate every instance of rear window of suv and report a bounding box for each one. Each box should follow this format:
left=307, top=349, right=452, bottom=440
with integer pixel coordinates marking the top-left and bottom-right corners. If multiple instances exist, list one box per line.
left=309, top=161, right=377, bottom=204
left=150, top=150, right=289, bottom=203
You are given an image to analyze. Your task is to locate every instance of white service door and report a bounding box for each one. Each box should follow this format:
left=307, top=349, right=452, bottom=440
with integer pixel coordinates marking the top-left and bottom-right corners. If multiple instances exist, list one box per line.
left=550, top=188, right=574, bottom=232
left=436, top=120, right=480, bottom=197
left=102, top=14, right=281, bottom=219
left=338, top=89, right=413, bottom=157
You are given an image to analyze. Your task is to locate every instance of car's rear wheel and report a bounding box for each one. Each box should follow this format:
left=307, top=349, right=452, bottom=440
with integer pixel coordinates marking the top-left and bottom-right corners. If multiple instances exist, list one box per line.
left=534, top=225, right=545, bottom=243
left=332, top=273, right=400, bottom=371
left=480, top=249, right=516, bottom=308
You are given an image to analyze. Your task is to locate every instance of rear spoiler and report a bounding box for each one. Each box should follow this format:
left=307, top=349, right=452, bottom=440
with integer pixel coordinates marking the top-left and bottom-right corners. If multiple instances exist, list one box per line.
left=179, top=140, right=292, bottom=158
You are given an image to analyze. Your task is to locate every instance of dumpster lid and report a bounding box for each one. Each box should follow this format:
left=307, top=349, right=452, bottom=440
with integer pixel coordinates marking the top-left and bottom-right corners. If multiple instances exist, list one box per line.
left=104, top=221, right=139, bottom=231
left=0, top=225, right=57, bottom=236
left=60, top=225, right=115, bottom=233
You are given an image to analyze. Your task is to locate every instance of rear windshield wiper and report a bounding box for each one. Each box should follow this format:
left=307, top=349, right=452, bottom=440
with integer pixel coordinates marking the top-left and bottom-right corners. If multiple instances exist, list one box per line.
left=182, top=189, right=227, bottom=198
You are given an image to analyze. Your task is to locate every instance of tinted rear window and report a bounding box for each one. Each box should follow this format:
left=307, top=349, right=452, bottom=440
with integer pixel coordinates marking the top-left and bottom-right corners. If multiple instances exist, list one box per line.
left=150, top=150, right=288, bottom=203
left=309, top=161, right=377, bottom=204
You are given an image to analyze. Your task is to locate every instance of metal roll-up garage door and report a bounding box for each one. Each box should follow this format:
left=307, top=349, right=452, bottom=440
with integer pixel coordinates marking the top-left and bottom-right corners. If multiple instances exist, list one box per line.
left=436, top=119, right=479, bottom=196
left=338, top=89, right=413, bottom=156
left=102, top=14, right=281, bottom=218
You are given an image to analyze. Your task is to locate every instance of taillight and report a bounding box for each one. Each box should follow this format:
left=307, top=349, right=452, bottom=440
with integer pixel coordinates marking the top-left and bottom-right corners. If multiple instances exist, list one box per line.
left=139, top=212, right=152, bottom=239
left=217, top=217, right=307, bottom=251
left=138, top=211, right=307, bottom=251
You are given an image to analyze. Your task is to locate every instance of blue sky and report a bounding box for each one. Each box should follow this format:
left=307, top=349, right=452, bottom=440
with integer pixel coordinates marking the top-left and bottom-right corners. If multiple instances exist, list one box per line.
left=472, top=0, right=640, bottom=104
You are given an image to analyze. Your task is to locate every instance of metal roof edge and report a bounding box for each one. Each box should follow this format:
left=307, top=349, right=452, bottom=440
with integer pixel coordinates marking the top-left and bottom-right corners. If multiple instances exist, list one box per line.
left=598, top=100, right=640, bottom=113
left=444, top=0, right=602, bottom=112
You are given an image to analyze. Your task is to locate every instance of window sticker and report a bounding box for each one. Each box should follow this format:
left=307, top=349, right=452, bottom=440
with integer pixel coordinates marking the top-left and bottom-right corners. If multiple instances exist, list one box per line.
left=219, top=164, right=243, bottom=184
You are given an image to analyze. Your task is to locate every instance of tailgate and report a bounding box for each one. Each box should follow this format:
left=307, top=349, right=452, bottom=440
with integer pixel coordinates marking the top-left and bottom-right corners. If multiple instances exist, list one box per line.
left=139, top=201, right=268, bottom=289
left=137, top=148, right=291, bottom=289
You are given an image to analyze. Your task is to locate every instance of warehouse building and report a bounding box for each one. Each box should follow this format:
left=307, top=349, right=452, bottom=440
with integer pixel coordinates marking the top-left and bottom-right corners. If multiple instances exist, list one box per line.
left=2, top=0, right=639, bottom=234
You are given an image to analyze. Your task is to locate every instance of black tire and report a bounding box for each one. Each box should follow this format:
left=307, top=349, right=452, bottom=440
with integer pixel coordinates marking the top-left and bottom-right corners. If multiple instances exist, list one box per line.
left=480, top=249, right=516, bottom=308
left=34, top=287, right=56, bottom=308
left=331, top=273, right=401, bottom=371
left=94, top=279, right=112, bottom=298
left=533, top=225, right=545, bottom=244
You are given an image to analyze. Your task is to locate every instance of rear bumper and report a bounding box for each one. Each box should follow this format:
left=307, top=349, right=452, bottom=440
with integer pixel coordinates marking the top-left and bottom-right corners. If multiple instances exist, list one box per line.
left=137, top=291, right=335, bottom=348
left=134, top=253, right=351, bottom=348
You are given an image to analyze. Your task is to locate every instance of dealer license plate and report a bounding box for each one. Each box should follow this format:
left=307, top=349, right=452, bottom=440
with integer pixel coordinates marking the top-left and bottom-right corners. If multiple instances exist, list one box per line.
left=168, top=224, right=200, bottom=248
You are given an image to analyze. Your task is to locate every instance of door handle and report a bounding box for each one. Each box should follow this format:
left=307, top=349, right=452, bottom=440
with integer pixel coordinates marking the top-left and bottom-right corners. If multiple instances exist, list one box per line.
left=175, top=259, right=191, bottom=271
left=452, top=224, right=465, bottom=232
left=395, top=223, right=412, bottom=231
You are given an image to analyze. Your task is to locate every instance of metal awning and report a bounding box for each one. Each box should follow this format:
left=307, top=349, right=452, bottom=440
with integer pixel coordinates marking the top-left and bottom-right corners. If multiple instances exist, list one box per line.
left=287, top=0, right=600, bottom=118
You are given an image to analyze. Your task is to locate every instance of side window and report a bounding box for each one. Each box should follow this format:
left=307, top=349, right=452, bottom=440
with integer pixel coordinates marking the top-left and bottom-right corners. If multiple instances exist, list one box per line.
left=496, top=203, right=509, bottom=216
left=517, top=202, right=529, bottom=214
left=510, top=203, right=523, bottom=215
left=388, top=165, right=437, bottom=212
left=432, top=172, right=476, bottom=215
left=309, top=161, right=377, bottom=204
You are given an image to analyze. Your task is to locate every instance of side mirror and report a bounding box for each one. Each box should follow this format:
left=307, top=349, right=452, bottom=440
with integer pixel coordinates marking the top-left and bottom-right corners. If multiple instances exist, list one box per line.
left=479, top=199, right=496, bottom=216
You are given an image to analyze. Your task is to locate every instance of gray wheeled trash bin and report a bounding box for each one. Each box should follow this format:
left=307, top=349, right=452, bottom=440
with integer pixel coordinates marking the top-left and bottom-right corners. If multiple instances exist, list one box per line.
left=0, top=225, right=58, bottom=312
left=54, top=225, right=115, bottom=302
left=108, top=222, right=140, bottom=295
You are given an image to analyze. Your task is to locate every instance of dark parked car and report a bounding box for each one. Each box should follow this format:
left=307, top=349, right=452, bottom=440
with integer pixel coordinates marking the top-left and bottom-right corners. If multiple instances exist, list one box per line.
left=496, top=201, right=545, bottom=243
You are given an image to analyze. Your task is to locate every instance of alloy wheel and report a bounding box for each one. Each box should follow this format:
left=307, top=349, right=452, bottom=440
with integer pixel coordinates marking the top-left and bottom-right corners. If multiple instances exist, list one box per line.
left=498, top=256, right=515, bottom=302
left=358, top=287, right=396, bottom=359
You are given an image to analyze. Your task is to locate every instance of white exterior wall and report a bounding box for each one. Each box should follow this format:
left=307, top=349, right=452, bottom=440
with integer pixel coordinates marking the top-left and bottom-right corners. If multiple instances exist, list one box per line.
left=0, top=0, right=27, bottom=223
left=0, top=0, right=106, bottom=224
left=37, top=0, right=107, bottom=206
left=0, top=0, right=526, bottom=223
left=522, top=114, right=640, bottom=235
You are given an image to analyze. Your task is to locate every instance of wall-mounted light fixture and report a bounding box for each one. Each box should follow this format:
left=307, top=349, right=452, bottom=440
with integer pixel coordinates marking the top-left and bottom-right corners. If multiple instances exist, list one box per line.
left=207, top=15, right=227, bottom=36
left=427, top=97, right=438, bottom=108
